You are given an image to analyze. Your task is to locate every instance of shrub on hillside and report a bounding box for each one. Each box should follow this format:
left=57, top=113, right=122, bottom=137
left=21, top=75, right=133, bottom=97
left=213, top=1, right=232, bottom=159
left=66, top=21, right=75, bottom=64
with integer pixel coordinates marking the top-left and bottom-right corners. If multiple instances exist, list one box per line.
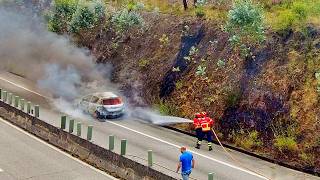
left=111, top=8, right=144, bottom=34
left=69, top=1, right=105, bottom=33
left=48, top=0, right=105, bottom=33
left=272, top=9, right=295, bottom=31
left=47, top=0, right=77, bottom=33
left=225, top=0, right=265, bottom=45
left=274, top=136, right=298, bottom=152
left=235, top=130, right=263, bottom=150
left=195, top=0, right=206, bottom=18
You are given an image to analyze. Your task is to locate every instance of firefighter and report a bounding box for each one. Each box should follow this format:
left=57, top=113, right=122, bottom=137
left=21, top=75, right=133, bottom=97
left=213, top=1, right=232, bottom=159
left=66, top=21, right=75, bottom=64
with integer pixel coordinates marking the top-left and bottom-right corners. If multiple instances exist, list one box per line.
left=196, top=112, right=214, bottom=151
left=193, top=113, right=202, bottom=149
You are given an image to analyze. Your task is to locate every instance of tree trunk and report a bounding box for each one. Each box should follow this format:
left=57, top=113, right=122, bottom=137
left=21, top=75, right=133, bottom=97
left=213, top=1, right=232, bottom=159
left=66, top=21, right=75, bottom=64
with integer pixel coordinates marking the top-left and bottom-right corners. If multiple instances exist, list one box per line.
left=183, top=0, right=188, bottom=10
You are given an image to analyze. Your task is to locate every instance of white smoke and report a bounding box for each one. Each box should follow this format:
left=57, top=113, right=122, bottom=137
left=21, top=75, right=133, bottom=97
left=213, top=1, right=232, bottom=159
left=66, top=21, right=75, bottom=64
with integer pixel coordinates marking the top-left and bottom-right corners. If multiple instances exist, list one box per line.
left=0, top=5, right=192, bottom=125
left=0, top=7, right=114, bottom=100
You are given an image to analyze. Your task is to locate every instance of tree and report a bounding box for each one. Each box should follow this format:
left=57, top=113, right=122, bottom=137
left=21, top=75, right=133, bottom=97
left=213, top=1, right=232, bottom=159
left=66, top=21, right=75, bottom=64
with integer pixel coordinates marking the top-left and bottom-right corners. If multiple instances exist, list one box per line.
left=225, top=0, right=265, bottom=48
left=183, top=0, right=188, bottom=10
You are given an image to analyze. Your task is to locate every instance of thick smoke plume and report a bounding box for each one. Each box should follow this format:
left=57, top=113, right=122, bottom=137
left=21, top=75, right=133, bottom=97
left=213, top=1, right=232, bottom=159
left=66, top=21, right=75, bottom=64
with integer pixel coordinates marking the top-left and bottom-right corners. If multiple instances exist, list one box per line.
left=0, top=7, right=114, bottom=101
left=0, top=5, right=191, bottom=125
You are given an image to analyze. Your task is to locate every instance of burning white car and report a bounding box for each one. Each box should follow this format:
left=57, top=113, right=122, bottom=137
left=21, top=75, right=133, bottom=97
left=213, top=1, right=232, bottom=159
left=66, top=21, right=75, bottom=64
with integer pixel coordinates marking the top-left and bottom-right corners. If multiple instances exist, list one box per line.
left=77, top=92, right=125, bottom=119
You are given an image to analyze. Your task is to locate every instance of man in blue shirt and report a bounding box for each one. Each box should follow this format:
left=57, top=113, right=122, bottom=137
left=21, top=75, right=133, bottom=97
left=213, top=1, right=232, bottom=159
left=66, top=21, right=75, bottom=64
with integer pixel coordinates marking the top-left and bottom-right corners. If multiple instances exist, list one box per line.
left=176, top=146, right=195, bottom=180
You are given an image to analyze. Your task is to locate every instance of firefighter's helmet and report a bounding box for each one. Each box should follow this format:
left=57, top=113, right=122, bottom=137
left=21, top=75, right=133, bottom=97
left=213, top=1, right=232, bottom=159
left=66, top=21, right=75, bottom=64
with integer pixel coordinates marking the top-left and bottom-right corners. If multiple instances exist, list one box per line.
left=195, top=113, right=202, bottom=118
left=201, top=111, right=207, bottom=117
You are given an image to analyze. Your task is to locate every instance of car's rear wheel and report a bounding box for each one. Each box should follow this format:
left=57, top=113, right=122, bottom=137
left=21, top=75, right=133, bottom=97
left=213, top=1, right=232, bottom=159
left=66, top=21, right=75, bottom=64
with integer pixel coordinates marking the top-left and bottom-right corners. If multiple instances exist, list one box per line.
left=93, top=111, right=102, bottom=119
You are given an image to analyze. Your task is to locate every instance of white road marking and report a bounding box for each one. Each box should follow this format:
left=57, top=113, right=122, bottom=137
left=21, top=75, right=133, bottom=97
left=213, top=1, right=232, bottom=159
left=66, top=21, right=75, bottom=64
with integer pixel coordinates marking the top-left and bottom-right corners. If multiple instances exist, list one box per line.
left=107, top=121, right=268, bottom=179
left=0, top=118, right=118, bottom=180
left=0, top=75, right=268, bottom=180
left=0, top=76, right=50, bottom=99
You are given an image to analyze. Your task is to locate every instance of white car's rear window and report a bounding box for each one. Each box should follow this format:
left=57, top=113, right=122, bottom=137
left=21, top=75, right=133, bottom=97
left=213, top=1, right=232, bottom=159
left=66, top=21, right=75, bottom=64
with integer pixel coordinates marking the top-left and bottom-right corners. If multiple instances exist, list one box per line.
left=102, top=98, right=122, bottom=105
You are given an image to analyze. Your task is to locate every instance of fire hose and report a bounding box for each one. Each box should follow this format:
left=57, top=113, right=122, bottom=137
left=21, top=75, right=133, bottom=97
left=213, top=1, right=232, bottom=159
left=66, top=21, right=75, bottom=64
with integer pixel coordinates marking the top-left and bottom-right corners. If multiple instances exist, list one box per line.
left=211, top=128, right=272, bottom=180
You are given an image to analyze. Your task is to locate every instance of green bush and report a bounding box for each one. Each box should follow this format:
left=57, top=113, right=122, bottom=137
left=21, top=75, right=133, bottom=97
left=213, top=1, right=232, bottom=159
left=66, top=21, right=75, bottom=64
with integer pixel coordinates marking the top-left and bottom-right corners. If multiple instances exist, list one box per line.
left=196, top=65, right=206, bottom=76
left=225, top=0, right=265, bottom=45
left=272, top=9, right=296, bottom=31
left=155, top=101, right=179, bottom=116
left=69, top=1, right=105, bottom=33
left=236, top=130, right=263, bottom=149
left=195, top=0, right=206, bottom=18
left=111, top=8, right=144, bottom=33
left=274, top=136, right=298, bottom=152
left=292, top=1, right=307, bottom=20
left=127, top=1, right=144, bottom=11
left=271, top=1, right=311, bottom=31
left=48, top=0, right=105, bottom=33
left=226, top=91, right=241, bottom=107
left=48, top=0, right=77, bottom=33
left=195, top=7, right=205, bottom=18
left=138, top=58, right=149, bottom=67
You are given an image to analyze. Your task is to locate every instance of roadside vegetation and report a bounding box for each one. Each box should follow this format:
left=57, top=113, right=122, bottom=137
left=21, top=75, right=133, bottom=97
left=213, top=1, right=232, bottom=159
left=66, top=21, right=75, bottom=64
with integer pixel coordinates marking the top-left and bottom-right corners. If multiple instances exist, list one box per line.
left=27, top=0, right=320, bottom=174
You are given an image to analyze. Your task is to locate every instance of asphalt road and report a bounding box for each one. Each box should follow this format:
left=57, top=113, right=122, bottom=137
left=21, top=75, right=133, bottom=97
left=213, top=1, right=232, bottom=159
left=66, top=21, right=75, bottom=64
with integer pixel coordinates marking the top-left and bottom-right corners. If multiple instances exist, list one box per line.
left=0, top=117, right=117, bottom=180
left=0, top=71, right=319, bottom=180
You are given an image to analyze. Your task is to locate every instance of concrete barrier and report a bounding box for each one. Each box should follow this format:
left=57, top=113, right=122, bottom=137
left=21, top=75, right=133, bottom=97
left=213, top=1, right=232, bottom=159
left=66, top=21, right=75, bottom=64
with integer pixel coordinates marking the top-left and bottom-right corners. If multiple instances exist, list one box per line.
left=0, top=101, right=176, bottom=180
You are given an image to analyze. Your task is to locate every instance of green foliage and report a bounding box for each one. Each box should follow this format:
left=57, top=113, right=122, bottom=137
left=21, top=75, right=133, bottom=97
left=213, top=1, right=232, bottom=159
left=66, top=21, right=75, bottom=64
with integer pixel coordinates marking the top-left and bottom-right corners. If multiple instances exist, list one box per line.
left=217, top=59, right=226, bottom=68
left=47, top=0, right=77, bottom=33
left=172, top=67, right=181, bottom=72
left=240, top=44, right=251, bottom=58
left=127, top=1, right=144, bottom=11
left=237, top=130, right=263, bottom=149
left=299, top=152, right=315, bottom=166
left=159, top=34, right=169, bottom=48
left=225, top=0, right=265, bottom=45
left=184, top=46, right=199, bottom=63
left=69, top=1, right=105, bottom=33
left=270, top=1, right=319, bottom=31
left=111, top=8, right=144, bottom=33
left=155, top=100, right=178, bottom=116
left=175, top=80, right=183, bottom=90
left=195, top=0, right=206, bottom=18
left=226, top=91, right=241, bottom=107
left=196, top=65, right=206, bottom=76
left=189, top=46, right=199, bottom=56
left=138, top=58, right=149, bottom=67
left=274, top=136, right=298, bottom=152
left=47, top=0, right=105, bottom=33
left=292, top=1, right=307, bottom=20
left=272, top=9, right=295, bottom=31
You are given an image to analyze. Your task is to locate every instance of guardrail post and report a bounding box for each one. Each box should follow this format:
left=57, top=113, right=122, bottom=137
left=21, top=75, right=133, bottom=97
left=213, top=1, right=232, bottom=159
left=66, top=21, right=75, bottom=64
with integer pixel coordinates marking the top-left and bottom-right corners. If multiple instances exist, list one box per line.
left=76, top=122, right=81, bottom=136
left=27, top=101, right=31, bottom=114
left=148, top=150, right=153, bottom=167
left=34, top=105, right=39, bottom=118
left=69, top=119, right=74, bottom=133
left=61, top=116, right=66, bottom=129
left=87, top=125, right=93, bottom=141
left=109, top=135, right=114, bottom=151
left=121, top=139, right=127, bottom=156
left=2, top=91, right=7, bottom=102
left=14, top=96, right=19, bottom=108
left=8, top=93, right=12, bottom=105
left=208, top=173, right=214, bottom=180
left=20, top=99, right=25, bottom=111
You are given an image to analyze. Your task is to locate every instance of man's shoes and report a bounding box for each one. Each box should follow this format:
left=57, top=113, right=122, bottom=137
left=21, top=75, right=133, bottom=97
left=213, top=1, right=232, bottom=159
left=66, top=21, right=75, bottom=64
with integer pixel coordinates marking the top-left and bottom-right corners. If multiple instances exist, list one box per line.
left=195, top=144, right=200, bottom=149
left=209, top=146, right=213, bottom=151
